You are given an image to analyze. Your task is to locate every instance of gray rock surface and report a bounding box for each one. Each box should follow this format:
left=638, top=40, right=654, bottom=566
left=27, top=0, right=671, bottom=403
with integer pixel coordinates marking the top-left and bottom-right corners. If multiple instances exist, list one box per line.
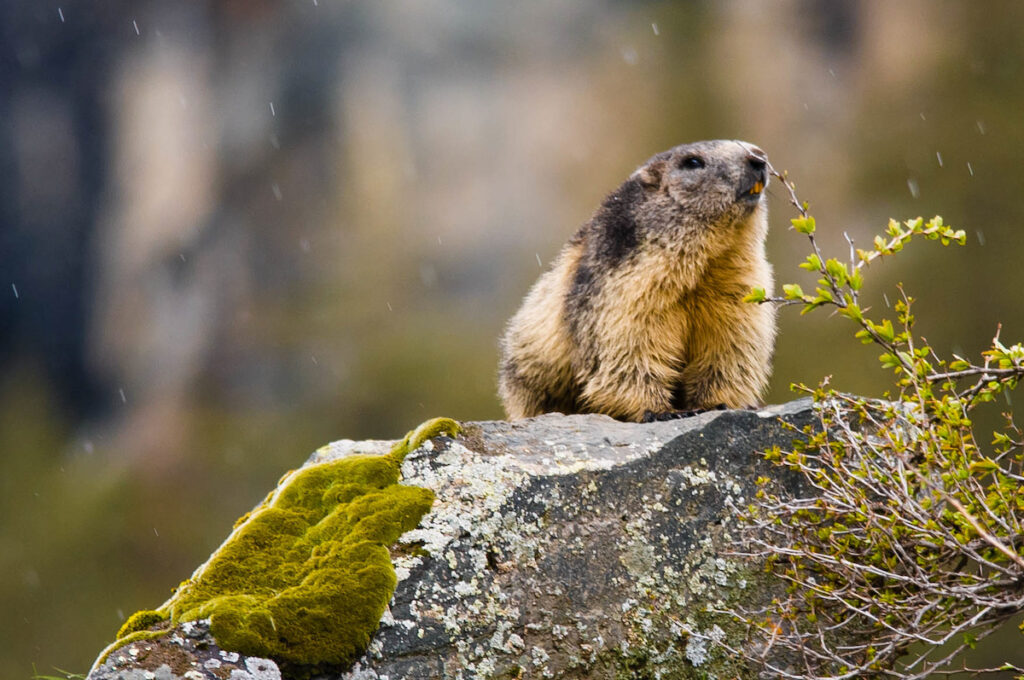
left=90, top=620, right=282, bottom=680
left=88, top=399, right=814, bottom=680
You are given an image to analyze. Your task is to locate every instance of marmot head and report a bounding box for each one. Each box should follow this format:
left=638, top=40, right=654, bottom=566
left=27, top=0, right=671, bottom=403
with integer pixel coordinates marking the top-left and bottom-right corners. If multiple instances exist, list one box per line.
left=630, top=139, right=769, bottom=240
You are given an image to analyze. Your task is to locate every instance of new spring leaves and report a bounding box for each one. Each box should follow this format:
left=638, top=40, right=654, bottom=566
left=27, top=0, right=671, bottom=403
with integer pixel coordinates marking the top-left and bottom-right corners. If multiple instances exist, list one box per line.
left=745, top=216, right=969, bottom=370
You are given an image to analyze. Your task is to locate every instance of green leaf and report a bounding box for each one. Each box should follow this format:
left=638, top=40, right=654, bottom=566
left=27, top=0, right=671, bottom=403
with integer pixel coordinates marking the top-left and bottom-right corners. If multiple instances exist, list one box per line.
left=801, top=301, right=825, bottom=315
left=783, top=283, right=805, bottom=300
left=968, top=458, right=999, bottom=474
left=825, top=259, right=847, bottom=286
left=870, top=319, right=895, bottom=343
left=800, top=254, right=823, bottom=271
left=992, top=431, right=1013, bottom=448
left=840, top=303, right=863, bottom=322
left=743, top=287, right=766, bottom=303
left=879, top=352, right=901, bottom=370
left=792, top=216, right=816, bottom=234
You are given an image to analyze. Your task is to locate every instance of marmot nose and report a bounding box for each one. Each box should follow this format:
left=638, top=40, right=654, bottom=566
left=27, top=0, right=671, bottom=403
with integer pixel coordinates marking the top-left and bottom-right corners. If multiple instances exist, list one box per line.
left=734, top=141, right=767, bottom=163
left=746, top=153, right=768, bottom=187
left=739, top=146, right=769, bottom=200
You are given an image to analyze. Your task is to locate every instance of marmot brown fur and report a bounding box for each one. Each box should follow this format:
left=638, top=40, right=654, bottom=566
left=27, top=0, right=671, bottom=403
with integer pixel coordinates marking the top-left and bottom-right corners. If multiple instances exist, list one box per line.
left=498, top=139, right=776, bottom=422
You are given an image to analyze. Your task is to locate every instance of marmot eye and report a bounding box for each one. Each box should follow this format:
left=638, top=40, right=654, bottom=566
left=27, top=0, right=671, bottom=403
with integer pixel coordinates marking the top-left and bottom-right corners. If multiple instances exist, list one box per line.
left=680, top=156, right=705, bottom=170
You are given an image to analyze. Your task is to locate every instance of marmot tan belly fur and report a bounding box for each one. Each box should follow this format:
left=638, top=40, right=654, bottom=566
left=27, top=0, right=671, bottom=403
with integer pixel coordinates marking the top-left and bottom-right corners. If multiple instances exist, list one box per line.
left=498, top=140, right=776, bottom=421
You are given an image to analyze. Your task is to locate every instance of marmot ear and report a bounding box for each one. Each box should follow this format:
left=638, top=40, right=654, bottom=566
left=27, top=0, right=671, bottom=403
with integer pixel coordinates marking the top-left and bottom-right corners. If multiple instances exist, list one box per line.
left=632, top=160, right=665, bottom=190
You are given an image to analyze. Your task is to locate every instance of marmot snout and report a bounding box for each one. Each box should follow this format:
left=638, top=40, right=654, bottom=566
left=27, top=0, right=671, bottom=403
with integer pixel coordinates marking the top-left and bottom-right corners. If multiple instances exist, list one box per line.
left=498, top=140, right=776, bottom=422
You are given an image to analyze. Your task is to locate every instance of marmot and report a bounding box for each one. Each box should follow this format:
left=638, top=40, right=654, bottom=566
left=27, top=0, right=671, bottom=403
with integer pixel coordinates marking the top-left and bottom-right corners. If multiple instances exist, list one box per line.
left=498, top=139, right=776, bottom=422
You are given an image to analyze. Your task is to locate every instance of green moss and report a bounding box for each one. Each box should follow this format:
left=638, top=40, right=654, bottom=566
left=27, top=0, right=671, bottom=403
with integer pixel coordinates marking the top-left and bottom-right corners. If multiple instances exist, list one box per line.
left=92, top=609, right=173, bottom=668
left=116, top=610, right=167, bottom=639
left=116, top=417, right=460, bottom=669
left=614, top=649, right=656, bottom=680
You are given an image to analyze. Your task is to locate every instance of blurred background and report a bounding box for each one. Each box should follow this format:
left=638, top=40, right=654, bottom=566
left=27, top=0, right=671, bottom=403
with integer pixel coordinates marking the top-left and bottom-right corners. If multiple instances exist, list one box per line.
left=2, top=0, right=1023, bottom=677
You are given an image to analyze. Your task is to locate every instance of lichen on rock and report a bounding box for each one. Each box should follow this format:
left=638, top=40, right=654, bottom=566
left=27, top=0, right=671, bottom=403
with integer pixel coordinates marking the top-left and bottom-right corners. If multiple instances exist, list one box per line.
left=329, top=400, right=815, bottom=679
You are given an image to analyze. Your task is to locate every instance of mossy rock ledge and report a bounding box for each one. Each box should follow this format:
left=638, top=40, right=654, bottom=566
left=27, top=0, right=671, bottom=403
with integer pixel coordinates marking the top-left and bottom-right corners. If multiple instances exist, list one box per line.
left=88, top=399, right=817, bottom=680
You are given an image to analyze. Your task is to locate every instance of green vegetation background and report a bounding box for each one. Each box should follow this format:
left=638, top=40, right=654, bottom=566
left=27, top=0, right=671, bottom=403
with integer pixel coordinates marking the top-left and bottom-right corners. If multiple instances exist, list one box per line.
left=3, top=2, right=1023, bottom=678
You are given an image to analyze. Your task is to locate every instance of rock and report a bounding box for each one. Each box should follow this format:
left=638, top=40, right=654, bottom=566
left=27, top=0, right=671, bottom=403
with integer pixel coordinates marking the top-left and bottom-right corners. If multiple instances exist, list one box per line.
left=88, top=399, right=815, bottom=680
left=88, top=620, right=282, bottom=680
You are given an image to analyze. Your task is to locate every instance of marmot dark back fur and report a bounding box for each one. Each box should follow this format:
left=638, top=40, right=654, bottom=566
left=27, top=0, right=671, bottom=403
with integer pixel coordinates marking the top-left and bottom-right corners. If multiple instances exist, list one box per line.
left=498, top=140, right=776, bottom=421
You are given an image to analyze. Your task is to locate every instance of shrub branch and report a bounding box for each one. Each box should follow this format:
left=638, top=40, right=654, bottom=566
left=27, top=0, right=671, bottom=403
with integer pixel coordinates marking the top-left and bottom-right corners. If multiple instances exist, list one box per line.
left=725, top=166, right=1024, bottom=679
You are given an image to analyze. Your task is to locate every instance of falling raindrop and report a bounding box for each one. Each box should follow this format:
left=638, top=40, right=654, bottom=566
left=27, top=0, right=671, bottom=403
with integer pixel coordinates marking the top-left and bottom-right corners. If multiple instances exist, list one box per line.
left=272, top=183, right=283, bottom=200
left=907, top=178, right=920, bottom=198
left=386, top=302, right=393, bottom=312
left=269, top=101, right=276, bottom=117
left=153, top=528, right=159, bottom=537
left=976, top=120, right=986, bottom=135
left=119, top=388, right=127, bottom=404
left=976, top=230, right=986, bottom=246
left=11, top=283, right=18, bottom=299
left=651, top=23, right=659, bottom=36
left=919, top=112, right=926, bottom=121
left=133, top=19, right=140, bottom=35
left=58, top=7, right=65, bottom=22
left=535, top=253, right=542, bottom=267
left=967, top=162, right=974, bottom=176
left=936, top=151, right=943, bottom=167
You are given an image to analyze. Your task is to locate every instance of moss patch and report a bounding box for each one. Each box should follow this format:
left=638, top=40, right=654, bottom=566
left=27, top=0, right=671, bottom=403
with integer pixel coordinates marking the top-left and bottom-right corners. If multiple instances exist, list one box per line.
left=116, top=609, right=166, bottom=639
left=116, top=417, right=460, bottom=669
